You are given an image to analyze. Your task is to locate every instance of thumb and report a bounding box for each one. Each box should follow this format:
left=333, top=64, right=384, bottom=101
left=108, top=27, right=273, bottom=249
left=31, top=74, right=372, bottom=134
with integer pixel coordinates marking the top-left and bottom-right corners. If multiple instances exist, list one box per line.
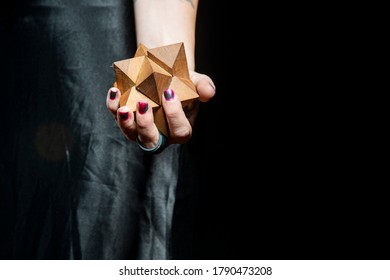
left=190, top=72, right=216, bottom=102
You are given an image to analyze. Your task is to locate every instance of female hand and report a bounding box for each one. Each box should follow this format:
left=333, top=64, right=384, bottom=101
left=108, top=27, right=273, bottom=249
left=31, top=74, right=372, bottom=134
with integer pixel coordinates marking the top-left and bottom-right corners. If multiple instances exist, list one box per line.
left=106, top=71, right=215, bottom=153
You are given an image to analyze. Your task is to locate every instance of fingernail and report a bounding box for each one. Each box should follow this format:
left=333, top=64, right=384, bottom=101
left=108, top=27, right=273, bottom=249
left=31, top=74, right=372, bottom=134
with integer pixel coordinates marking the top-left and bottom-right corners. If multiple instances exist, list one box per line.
left=137, top=101, right=149, bottom=114
left=119, top=111, right=129, bottom=120
left=209, top=82, right=216, bottom=91
left=110, top=89, right=118, bottom=100
left=164, top=89, right=175, bottom=101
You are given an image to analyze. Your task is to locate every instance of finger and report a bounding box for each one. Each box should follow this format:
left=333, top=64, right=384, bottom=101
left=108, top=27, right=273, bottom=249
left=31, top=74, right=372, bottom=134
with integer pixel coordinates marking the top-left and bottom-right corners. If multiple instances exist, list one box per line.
left=135, top=101, right=160, bottom=149
left=116, top=106, right=137, bottom=141
left=162, top=89, right=192, bottom=144
left=190, top=72, right=216, bottom=102
left=106, top=87, right=121, bottom=118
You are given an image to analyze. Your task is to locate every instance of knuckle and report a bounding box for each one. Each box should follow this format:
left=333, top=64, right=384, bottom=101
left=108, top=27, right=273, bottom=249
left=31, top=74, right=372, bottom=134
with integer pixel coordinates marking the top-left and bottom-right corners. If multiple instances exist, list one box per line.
left=171, top=126, right=192, bottom=143
left=164, top=107, right=181, bottom=119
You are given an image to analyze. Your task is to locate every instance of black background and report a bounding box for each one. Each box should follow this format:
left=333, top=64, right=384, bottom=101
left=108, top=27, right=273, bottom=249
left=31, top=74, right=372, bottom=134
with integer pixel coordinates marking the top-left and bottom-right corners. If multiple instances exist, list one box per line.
left=191, top=2, right=389, bottom=260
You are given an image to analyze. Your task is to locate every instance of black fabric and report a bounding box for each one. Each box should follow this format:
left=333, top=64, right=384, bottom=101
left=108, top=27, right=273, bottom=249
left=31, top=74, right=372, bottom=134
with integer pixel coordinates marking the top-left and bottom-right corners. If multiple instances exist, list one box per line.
left=0, top=0, right=197, bottom=260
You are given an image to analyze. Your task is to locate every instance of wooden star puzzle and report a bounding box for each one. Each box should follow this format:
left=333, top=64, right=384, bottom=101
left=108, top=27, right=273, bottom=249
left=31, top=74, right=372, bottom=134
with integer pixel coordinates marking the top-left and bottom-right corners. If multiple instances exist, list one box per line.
left=113, top=42, right=199, bottom=137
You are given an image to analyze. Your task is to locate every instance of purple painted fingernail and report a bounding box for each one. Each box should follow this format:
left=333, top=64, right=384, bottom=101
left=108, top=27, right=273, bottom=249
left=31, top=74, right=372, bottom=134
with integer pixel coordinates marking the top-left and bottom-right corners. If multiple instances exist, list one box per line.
left=164, top=89, right=175, bottom=101
left=109, top=89, right=118, bottom=100
left=137, top=101, right=149, bottom=114
left=119, top=111, right=129, bottom=120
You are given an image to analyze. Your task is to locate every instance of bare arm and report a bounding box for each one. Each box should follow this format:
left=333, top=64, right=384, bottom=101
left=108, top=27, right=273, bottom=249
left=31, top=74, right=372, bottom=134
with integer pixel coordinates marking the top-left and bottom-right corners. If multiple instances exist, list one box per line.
left=107, top=0, right=215, bottom=152
left=134, top=0, right=198, bottom=71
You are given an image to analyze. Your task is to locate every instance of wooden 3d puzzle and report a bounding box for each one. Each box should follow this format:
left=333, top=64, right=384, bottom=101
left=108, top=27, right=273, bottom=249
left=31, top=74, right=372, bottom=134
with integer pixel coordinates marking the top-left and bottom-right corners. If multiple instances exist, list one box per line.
left=113, top=42, right=199, bottom=137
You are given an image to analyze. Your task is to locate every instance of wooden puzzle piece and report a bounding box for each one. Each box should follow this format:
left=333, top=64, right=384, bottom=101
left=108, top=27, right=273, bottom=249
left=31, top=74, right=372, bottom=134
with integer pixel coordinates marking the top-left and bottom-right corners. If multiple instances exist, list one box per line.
left=113, top=42, right=199, bottom=137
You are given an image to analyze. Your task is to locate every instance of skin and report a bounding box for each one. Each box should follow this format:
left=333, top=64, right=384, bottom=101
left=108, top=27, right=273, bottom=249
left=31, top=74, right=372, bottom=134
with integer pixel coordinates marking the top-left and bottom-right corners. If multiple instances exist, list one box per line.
left=106, top=0, right=216, bottom=149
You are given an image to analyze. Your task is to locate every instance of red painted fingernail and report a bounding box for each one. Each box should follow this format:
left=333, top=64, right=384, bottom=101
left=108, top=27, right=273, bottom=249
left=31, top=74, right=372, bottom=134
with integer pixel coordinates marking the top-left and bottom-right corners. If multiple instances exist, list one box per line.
left=137, top=101, right=149, bottom=114
left=109, top=89, right=118, bottom=100
left=119, top=111, right=129, bottom=120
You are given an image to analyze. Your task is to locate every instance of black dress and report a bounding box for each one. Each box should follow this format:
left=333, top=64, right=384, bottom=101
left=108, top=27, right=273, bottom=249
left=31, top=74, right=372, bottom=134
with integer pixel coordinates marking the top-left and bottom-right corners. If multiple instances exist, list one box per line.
left=0, top=0, right=198, bottom=260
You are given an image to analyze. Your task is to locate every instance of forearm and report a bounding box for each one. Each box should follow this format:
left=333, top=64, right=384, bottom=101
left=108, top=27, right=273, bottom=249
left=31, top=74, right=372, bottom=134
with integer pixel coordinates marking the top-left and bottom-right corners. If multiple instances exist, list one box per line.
left=134, top=0, right=198, bottom=71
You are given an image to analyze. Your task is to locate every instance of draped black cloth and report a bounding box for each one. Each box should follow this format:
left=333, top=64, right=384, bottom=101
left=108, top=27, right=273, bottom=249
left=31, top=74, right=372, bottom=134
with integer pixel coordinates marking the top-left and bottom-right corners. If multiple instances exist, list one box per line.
left=0, top=0, right=198, bottom=260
